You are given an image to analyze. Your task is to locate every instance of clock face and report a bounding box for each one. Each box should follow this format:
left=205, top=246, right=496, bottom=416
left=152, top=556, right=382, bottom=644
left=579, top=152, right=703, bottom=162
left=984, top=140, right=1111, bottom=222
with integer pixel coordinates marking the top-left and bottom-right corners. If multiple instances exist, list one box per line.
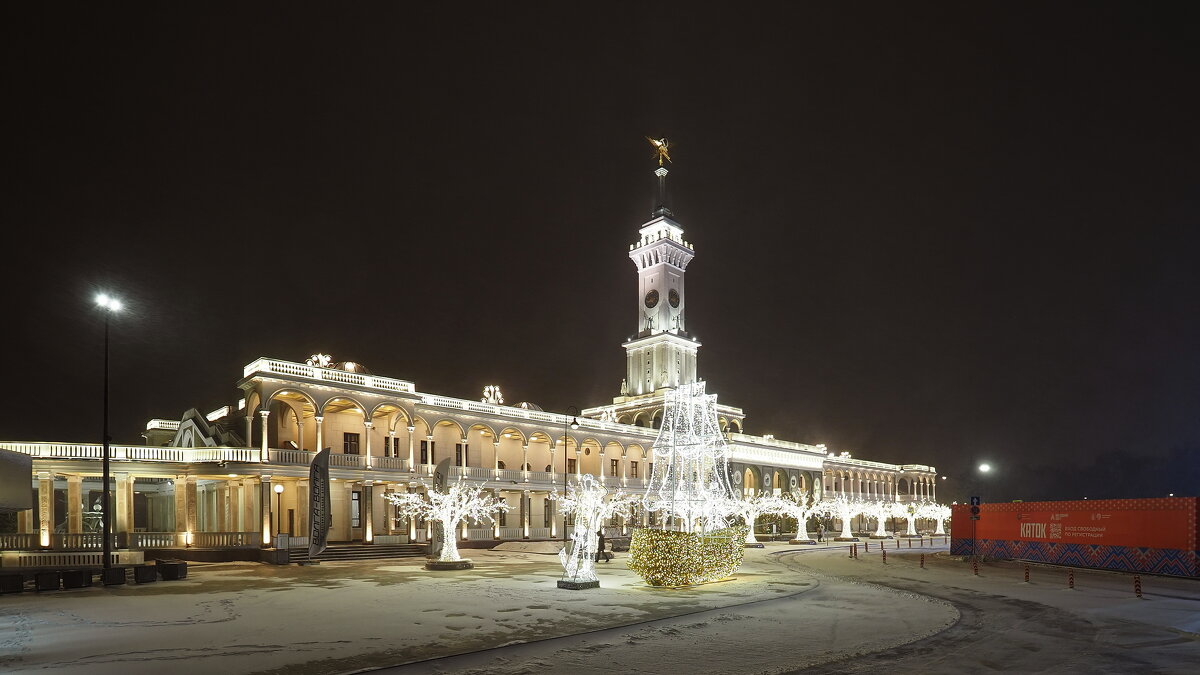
left=644, top=290, right=660, bottom=308
left=668, top=289, right=680, bottom=308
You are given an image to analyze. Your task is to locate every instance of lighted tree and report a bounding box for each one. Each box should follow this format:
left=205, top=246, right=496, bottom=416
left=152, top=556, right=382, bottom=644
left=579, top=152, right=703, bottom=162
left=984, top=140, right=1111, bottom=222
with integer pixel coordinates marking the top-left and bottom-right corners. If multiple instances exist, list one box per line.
left=385, top=479, right=508, bottom=561
left=826, top=495, right=866, bottom=540
left=889, top=501, right=920, bottom=537
left=779, top=489, right=823, bottom=541
left=918, top=502, right=951, bottom=535
left=556, top=475, right=635, bottom=584
left=861, top=500, right=893, bottom=537
left=729, top=490, right=793, bottom=544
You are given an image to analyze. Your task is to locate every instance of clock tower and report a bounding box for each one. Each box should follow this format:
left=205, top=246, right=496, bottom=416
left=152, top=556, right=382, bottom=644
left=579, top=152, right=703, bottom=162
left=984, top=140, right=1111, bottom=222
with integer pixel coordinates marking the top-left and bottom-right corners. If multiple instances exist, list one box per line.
left=622, top=164, right=700, bottom=396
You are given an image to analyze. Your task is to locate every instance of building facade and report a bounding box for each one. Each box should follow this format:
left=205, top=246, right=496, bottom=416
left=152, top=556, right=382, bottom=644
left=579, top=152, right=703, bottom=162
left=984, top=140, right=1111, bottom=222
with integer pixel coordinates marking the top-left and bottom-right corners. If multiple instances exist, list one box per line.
left=1, top=166, right=936, bottom=566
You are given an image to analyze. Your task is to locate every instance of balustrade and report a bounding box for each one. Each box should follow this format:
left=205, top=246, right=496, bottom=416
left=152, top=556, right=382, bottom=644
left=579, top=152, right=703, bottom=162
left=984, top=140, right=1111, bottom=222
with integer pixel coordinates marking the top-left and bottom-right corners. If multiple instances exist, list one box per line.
left=0, top=533, right=36, bottom=550
left=192, top=532, right=259, bottom=548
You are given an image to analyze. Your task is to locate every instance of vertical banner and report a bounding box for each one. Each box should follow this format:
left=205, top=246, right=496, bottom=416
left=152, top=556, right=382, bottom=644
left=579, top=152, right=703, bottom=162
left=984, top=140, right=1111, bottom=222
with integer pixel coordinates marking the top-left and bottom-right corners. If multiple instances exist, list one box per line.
left=308, top=448, right=331, bottom=559
left=429, top=458, right=452, bottom=557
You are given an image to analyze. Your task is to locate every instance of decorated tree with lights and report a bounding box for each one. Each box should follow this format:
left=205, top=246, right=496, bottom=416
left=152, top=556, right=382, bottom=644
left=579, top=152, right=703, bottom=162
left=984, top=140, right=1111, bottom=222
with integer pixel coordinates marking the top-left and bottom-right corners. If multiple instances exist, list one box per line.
left=826, top=495, right=867, bottom=540
left=918, top=502, right=951, bottom=535
left=555, top=474, right=635, bottom=586
left=780, top=489, right=824, bottom=542
left=729, top=489, right=794, bottom=544
left=385, top=479, right=508, bottom=561
left=889, top=500, right=920, bottom=537
left=861, top=500, right=894, bottom=538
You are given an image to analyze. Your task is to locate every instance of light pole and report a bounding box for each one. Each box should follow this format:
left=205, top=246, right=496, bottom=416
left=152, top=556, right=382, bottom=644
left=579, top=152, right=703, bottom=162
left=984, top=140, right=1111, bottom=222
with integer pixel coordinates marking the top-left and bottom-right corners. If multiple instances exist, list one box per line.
left=95, top=293, right=122, bottom=571
left=561, top=406, right=580, bottom=544
left=274, top=483, right=285, bottom=539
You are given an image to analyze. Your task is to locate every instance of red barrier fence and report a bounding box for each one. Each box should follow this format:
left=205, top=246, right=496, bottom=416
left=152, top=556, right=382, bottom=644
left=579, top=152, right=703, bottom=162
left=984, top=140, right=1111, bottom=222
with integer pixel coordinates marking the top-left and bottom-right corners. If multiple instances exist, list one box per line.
left=951, top=497, right=1199, bottom=577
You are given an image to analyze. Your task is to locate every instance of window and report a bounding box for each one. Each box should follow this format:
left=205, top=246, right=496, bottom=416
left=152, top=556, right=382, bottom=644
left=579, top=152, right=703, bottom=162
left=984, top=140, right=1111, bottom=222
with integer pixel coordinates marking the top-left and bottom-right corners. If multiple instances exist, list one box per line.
left=630, top=461, right=639, bottom=478
left=565, top=513, right=575, bottom=528
left=544, top=465, right=552, bottom=472
left=344, top=433, right=360, bottom=455
left=648, top=510, right=657, bottom=526
left=567, top=458, right=577, bottom=474
left=455, top=443, right=468, bottom=467
left=497, top=460, right=506, bottom=470
left=420, top=440, right=434, bottom=464
left=498, top=507, right=507, bottom=526
left=610, top=459, right=619, bottom=476
left=647, top=462, right=654, bottom=477
left=351, top=492, right=361, bottom=528
left=544, top=499, right=551, bottom=528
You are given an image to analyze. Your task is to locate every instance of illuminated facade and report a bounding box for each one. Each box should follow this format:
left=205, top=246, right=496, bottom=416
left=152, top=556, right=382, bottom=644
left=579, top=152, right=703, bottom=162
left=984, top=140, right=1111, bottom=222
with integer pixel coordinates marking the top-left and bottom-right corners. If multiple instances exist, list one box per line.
left=0, top=165, right=936, bottom=566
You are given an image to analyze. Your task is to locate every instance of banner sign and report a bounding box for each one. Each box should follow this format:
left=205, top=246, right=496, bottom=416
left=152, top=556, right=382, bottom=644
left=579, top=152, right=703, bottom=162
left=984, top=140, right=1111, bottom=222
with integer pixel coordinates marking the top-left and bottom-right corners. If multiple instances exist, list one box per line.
left=308, top=448, right=331, bottom=559
left=952, top=497, right=1198, bottom=577
left=429, top=458, right=452, bottom=557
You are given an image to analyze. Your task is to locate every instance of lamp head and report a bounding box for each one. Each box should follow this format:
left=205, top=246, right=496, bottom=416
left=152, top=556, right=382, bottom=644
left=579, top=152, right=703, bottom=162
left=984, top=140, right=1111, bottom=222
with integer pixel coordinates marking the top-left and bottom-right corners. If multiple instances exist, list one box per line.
left=95, top=293, right=123, bottom=312
left=273, top=483, right=285, bottom=494
left=570, top=417, right=580, bottom=430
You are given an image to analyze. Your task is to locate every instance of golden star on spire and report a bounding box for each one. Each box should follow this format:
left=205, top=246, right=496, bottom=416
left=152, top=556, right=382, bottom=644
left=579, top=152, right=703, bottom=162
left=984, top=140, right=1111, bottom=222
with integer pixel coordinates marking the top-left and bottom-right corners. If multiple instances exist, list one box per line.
left=647, top=136, right=672, bottom=166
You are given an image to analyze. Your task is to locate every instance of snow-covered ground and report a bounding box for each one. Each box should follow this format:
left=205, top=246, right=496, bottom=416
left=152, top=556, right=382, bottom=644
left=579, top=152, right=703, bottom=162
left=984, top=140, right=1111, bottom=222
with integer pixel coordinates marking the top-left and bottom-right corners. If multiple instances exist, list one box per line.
left=1, top=542, right=1196, bottom=674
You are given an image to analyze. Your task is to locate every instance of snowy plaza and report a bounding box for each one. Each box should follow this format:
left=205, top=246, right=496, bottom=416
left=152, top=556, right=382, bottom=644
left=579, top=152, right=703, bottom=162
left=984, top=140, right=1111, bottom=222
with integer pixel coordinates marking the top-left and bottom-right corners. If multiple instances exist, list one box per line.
left=3, top=542, right=1198, bottom=674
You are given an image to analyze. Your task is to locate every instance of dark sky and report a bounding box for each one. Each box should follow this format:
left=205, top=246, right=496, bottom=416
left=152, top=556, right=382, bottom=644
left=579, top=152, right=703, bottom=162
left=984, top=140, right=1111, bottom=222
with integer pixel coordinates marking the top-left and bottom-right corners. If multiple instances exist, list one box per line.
left=4, top=3, right=1198, bottom=502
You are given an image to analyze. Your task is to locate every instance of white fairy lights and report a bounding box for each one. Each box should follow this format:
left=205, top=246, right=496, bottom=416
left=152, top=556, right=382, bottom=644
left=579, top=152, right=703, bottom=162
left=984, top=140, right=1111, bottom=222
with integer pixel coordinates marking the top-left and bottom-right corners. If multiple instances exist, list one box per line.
left=385, top=479, right=508, bottom=561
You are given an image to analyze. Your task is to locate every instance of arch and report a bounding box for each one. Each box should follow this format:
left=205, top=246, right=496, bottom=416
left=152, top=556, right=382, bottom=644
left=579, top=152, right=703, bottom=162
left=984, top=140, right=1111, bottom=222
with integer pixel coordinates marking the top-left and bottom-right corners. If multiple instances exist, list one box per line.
left=370, top=402, right=409, bottom=429
left=466, top=422, right=498, bottom=442
left=742, top=466, right=761, bottom=495
left=266, top=388, right=319, bottom=414
left=632, top=412, right=649, bottom=428
left=319, top=395, right=370, bottom=421
left=651, top=410, right=663, bottom=429
left=497, top=426, right=527, bottom=445
left=729, top=420, right=742, bottom=433
left=430, top=417, right=467, bottom=439
left=410, top=415, right=433, bottom=436
left=896, top=477, right=910, bottom=495
left=626, top=443, right=647, bottom=459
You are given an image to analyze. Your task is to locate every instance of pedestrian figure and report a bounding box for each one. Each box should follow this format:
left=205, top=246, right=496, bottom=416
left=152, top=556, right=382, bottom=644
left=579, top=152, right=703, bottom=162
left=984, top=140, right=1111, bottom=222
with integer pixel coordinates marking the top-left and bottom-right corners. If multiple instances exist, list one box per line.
left=816, top=523, right=824, bottom=543
left=596, top=530, right=609, bottom=563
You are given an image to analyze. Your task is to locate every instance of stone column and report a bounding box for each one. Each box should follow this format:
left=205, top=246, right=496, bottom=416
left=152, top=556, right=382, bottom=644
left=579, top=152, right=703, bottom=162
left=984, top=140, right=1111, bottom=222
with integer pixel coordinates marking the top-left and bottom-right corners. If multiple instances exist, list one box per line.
left=315, top=416, right=324, bottom=452
left=388, top=430, right=396, bottom=458
left=344, top=481, right=355, bottom=540
left=259, top=410, right=271, bottom=462
left=241, top=478, right=255, bottom=531
left=297, top=480, right=310, bottom=539
left=245, top=414, right=254, bottom=449
left=599, top=449, right=606, bottom=485
left=297, top=421, right=305, bottom=452
left=383, top=484, right=394, bottom=535
left=493, top=441, right=501, bottom=474
left=408, top=485, right=417, bottom=540
left=493, top=489, right=502, bottom=539
left=37, top=472, right=53, bottom=548
left=67, top=475, right=83, bottom=534
left=932, top=480, right=937, bottom=502
left=521, top=445, right=529, bottom=481
left=407, top=425, right=416, bottom=471
left=115, top=472, right=132, bottom=546
left=216, top=482, right=228, bottom=531
left=521, top=490, right=530, bottom=539
left=363, top=421, right=374, bottom=469
left=260, top=476, right=273, bottom=546
left=362, top=482, right=374, bottom=543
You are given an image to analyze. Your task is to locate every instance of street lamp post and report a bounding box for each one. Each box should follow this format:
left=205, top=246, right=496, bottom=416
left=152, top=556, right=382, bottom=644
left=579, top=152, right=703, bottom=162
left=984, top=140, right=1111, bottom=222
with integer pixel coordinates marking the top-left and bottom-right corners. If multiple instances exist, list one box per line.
left=274, top=483, right=285, bottom=540
left=96, top=293, right=122, bottom=571
left=561, top=406, right=580, bottom=544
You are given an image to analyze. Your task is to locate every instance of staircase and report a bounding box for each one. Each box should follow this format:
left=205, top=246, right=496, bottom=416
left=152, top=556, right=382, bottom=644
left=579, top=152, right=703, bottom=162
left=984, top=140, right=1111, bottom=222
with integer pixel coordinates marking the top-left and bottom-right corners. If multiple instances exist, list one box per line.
left=288, top=543, right=428, bottom=563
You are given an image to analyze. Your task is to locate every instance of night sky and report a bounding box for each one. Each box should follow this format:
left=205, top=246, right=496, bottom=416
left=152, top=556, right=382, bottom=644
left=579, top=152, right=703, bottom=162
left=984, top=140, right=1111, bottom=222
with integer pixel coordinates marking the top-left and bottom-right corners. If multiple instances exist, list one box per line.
left=4, top=3, right=1198, bottom=502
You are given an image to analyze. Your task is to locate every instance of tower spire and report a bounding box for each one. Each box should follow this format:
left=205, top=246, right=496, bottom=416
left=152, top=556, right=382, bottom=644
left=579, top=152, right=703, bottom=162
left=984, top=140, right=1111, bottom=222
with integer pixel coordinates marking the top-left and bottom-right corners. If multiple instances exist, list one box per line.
left=647, top=137, right=674, bottom=217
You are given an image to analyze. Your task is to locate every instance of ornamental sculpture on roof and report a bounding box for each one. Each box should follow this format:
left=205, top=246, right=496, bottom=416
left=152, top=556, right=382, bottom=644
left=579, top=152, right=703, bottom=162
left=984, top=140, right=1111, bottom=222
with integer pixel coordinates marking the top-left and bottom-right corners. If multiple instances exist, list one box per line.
left=647, top=136, right=672, bottom=166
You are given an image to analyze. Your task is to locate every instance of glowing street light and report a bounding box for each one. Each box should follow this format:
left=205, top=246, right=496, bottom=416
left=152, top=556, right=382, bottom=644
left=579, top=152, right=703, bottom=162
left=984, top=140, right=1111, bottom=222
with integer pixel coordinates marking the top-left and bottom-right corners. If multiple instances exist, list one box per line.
left=95, top=292, right=122, bottom=573
left=978, top=463, right=992, bottom=473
